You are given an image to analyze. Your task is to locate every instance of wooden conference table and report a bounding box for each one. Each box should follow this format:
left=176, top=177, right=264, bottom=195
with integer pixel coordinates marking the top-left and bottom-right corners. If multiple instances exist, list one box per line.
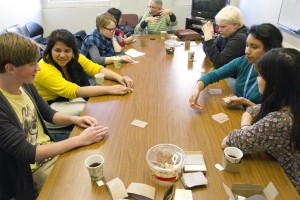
left=38, top=35, right=299, bottom=199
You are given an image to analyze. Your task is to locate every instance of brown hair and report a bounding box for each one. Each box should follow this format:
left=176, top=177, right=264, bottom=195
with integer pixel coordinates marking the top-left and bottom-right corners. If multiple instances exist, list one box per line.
left=96, top=12, right=117, bottom=30
left=0, top=32, right=39, bottom=73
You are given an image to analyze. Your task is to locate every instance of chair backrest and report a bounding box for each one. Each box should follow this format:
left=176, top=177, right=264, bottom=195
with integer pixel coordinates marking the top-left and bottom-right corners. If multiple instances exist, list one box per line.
left=0, top=29, right=8, bottom=35
left=73, top=30, right=87, bottom=52
left=5, top=24, right=24, bottom=35
left=120, top=14, right=139, bottom=28
left=24, top=22, right=44, bottom=39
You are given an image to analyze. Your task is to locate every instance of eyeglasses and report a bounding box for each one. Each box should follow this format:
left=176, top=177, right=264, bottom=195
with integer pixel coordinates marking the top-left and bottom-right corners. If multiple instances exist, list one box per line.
left=103, top=27, right=116, bottom=33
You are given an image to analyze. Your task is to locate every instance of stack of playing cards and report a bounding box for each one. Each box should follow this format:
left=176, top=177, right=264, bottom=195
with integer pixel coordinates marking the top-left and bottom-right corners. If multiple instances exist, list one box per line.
left=181, top=172, right=208, bottom=188
left=212, top=113, right=229, bottom=124
left=223, top=95, right=238, bottom=103
left=184, top=151, right=207, bottom=173
left=208, top=88, right=222, bottom=95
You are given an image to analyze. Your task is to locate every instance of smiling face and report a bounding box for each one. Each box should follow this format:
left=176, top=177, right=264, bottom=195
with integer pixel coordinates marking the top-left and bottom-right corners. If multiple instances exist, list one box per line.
left=245, top=34, right=266, bottom=64
left=51, top=41, right=73, bottom=67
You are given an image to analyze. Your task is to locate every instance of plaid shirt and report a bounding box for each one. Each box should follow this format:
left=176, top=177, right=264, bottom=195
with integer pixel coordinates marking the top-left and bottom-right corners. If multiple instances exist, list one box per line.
left=81, top=29, right=122, bottom=58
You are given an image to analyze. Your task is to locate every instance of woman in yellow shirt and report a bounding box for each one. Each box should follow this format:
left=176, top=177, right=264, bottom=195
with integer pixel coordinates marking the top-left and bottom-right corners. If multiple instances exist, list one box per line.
left=35, top=29, right=134, bottom=123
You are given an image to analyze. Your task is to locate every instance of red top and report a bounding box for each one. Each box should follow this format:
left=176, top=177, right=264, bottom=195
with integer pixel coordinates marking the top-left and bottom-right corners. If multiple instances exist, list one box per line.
left=115, top=29, right=125, bottom=46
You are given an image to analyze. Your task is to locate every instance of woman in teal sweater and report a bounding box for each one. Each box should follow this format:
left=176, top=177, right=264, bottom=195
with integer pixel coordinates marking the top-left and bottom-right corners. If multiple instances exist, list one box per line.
left=189, top=23, right=283, bottom=111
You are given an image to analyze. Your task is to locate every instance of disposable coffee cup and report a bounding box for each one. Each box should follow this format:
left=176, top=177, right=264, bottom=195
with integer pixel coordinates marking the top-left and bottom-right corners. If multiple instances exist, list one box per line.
left=113, top=57, right=121, bottom=68
left=160, top=31, right=167, bottom=40
left=85, top=155, right=104, bottom=181
left=224, top=147, right=243, bottom=164
left=164, top=40, right=176, bottom=55
left=94, top=73, right=105, bottom=85
left=185, top=40, right=190, bottom=51
left=170, top=35, right=177, bottom=41
left=188, top=50, right=195, bottom=61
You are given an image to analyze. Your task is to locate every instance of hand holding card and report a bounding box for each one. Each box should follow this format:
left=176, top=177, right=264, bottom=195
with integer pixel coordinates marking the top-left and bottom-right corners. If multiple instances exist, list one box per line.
left=223, top=95, right=238, bottom=104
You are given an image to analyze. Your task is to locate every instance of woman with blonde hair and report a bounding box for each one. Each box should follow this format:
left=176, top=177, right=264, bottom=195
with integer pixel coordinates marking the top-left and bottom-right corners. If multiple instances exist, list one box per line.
left=202, top=6, right=248, bottom=69
left=81, top=12, right=134, bottom=66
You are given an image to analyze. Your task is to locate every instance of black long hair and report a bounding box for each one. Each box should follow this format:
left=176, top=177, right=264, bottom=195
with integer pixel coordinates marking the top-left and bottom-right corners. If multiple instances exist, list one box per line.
left=255, top=48, right=300, bottom=150
left=107, top=8, right=122, bottom=27
left=42, top=29, right=89, bottom=87
left=248, top=23, right=283, bottom=51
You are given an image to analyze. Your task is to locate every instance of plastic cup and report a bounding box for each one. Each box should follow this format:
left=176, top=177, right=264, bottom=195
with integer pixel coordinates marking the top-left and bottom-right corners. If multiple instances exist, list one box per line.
left=160, top=31, right=167, bottom=40
left=170, top=35, right=177, bottom=41
left=164, top=40, right=176, bottom=54
left=184, top=40, right=190, bottom=51
left=188, top=50, right=195, bottom=61
left=223, top=147, right=243, bottom=164
left=146, top=144, right=185, bottom=186
left=94, top=73, right=105, bottom=85
left=113, top=57, right=121, bottom=68
left=85, top=155, right=104, bottom=181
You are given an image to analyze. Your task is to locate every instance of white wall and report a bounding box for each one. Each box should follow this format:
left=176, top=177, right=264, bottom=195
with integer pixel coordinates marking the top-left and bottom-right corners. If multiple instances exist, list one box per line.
left=1, top=0, right=299, bottom=50
left=239, top=0, right=300, bottom=50
left=0, top=0, right=42, bottom=32
left=42, top=0, right=191, bottom=36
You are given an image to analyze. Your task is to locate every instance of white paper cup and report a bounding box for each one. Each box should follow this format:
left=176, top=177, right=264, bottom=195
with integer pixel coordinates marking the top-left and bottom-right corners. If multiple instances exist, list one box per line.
left=113, top=57, right=121, bottom=68
left=94, top=73, right=105, bottom=85
left=184, top=40, right=190, bottom=50
left=164, top=40, right=176, bottom=54
left=160, top=31, right=167, bottom=40
left=85, top=155, right=104, bottom=181
left=223, top=147, right=243, bottom=164
left=170, top=35, right=177, bottom=41
left=188, top=50, right=195, bottom=61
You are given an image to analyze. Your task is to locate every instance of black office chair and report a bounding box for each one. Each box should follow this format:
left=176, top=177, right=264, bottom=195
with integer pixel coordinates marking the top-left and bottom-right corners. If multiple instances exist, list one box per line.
left=73, top=30, right=87, bottom=52
left=5, top=24, right=24, bottom=35
left=24, top=22, right=48, bottom=45
left=120, top=14, right=139, bottom=34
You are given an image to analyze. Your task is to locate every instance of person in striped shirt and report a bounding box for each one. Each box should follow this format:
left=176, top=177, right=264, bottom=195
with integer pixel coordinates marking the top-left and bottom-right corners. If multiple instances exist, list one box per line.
left=135, top=0, right=178, bottom=34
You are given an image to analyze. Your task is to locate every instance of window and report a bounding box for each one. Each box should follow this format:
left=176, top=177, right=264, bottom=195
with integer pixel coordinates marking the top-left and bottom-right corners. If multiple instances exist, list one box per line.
left=49, top=0, right=109, bottom=2
left=43, top=0, right=119, bottom=8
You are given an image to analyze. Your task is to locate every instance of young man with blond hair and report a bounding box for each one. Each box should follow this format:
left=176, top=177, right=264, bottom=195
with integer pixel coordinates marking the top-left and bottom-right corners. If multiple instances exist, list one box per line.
left=202, top=6, right=248, bottom=69
left=0, top=32, right=108, bottom=199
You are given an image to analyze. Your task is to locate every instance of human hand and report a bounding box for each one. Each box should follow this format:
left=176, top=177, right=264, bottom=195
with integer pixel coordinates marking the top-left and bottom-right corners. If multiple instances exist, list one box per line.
left=159, top=9, right=173, bottom=16
left=224, top=95, right=245, bottom=108
left=189, top=88, right=203, bottom=111
left=109, top=84, right=133, bottom=95
left=125, top=35, right=135, bottom=44
left=146, top=16, right=159, bottom=23
left=221, top=136, right=229, bottom=149
left=120, top=55, right=135, bottom=63
left=201, top=21, right=215, bottom=41
left=74, top=116, right=99, bottom=128
left=78, top=125, right=108, bottom=146
left=118, top=35, right=124, bottom=42
left=119, top=76, right=134, bottom=88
